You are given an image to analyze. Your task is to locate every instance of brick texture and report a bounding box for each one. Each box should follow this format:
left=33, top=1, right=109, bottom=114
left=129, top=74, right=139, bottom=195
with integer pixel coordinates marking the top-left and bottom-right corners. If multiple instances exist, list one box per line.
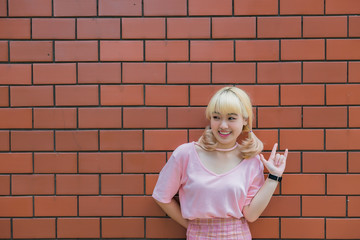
left=1, top=1, right=358, bottom=239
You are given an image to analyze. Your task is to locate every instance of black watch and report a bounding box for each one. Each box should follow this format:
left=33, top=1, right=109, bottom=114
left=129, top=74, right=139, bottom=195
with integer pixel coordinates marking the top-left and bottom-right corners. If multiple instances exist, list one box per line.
left=268, top=173, right=282, bottom=182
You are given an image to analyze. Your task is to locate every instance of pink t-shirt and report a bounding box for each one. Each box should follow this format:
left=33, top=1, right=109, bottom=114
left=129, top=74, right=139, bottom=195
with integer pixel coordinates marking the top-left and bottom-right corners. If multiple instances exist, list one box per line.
left=152, top=142, right=265, bottom=220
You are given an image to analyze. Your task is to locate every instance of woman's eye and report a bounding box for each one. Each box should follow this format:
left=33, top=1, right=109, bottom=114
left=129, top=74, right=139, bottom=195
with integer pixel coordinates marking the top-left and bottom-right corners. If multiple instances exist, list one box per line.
left=228, top=117, right=236, bottom=121
left=212, top=116, right=220, bottom=120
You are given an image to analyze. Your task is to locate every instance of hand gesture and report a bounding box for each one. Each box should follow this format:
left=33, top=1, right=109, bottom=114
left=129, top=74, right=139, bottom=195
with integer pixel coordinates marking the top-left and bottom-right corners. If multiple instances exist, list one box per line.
left=259, top=143, right=288, bottom=177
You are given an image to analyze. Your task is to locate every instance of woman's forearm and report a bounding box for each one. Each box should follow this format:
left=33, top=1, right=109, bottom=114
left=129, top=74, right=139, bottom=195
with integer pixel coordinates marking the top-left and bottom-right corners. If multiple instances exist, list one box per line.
left=154, top=198, right=189, bottom=228
left=242, top=178, right=278, bottom=222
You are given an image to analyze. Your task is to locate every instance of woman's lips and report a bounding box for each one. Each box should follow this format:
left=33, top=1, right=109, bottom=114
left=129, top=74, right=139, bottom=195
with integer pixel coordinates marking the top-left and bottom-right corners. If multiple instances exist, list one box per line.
left=218, top=131, right=231, bottom=138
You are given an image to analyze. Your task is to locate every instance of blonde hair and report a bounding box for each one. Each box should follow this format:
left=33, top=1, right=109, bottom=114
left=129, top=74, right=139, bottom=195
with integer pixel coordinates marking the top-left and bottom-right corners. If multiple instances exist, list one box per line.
left=198, top=86, right=263, bottom=159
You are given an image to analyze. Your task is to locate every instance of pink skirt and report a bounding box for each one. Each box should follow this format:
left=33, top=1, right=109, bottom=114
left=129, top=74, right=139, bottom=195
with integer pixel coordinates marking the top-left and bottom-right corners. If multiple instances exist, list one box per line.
left=186, top=218, right=252, bottom=240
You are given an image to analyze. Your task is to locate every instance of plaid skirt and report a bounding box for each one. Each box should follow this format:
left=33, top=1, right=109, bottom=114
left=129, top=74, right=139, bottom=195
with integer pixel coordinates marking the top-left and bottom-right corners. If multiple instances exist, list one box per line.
left=186, top=218, right=252, bottom=240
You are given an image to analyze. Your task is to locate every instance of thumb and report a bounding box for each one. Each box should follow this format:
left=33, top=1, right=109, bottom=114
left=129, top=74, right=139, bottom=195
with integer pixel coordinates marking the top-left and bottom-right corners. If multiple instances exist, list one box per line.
left=259, top=154, right=267, bottom=165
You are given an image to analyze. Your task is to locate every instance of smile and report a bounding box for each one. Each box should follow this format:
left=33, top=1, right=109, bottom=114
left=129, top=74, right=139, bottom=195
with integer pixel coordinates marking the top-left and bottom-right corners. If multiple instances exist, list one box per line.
left=218, top=131, right=231, bottom=138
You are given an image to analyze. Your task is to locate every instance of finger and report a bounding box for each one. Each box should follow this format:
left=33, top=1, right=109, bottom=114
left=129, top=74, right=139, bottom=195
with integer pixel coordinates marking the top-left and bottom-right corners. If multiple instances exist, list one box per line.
left=259, top=154, right=267, bottom=166
left=270, top=143, right=278, bottom=159
left=275, top=153, right=281, bottom=166
left=284, top=148, right=289, bottom=159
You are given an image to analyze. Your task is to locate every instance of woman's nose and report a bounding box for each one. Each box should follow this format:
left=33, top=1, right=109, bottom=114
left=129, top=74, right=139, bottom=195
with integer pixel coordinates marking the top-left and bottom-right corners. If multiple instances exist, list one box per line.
left=220, top=120, right=228, bottom=128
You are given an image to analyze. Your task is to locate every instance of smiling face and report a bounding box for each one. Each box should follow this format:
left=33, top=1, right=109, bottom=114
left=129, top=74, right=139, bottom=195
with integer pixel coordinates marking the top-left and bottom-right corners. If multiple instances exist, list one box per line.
left=210, top=112, right=246, bottom=149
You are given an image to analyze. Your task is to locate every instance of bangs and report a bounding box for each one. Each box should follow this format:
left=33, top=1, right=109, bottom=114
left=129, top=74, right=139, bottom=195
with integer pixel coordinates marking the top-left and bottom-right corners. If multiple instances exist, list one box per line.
left=206, top=90, right=248, bottom=119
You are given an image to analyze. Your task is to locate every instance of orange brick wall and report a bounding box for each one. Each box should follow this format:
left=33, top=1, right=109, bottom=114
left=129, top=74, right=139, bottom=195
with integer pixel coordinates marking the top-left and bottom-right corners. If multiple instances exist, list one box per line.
left=0, top=0, right=360, bottom=239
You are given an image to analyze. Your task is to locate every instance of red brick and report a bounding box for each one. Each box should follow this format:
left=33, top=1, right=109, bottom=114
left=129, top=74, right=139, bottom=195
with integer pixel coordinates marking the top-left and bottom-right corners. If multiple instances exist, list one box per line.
left=280, top=129, right=324, bottom=150
left=32, top=18, right=75, bottom=39
left=13, top=218, right=55, bottom=239
left=79, top=152, right=122, bottom=173
left=189, top=0, right=231, bottom=15
left=79, top=196, right=122, bottom=216
left=261, top=196, right=300, bottom=217
left=12, top=174, right=54, bottom=195
left=0, top=64, right=31, bottom=85
left=77, top=18, right=120, bottom=39
left=11, top=131, right=54, bottom=151
left=248, top=218, right=279, bottom=239
left=349, top=152, right=360, bottom=173
left=146, top=218, right=186, bottom=238
left=326, top=0, right=360, bottom=14
left=328, top=174, right=360, bottom=195
left=189, top=130, right=203, bottom=142
left=281, top=39, right=325, bottom=60
left=167, top=17, right=210, bottom=39
left=9, top=0, right=51, bottom=16
left=168, top=63, right=210, bottom=84
left=0, top=19, right=30, bottom=39
left=102, top=218, right=144, bottom=238
left=78, top=107, right=122, bottom=129
left=101, top=174, right=144, bottom=194
left=146, top=85, right=188, bottom=106
left=168, top=107, right=207, bottom=128
left=252, top=129, right=278, bottom=151
left=33, top=63, right=76, bottom=84
left=145, top=174, right=158, bottom=195
left=56, top=130, right=98, bottom=151
left=189, top=85, right=227, bottom=106
left=54, top=0, right=96, bottom=16
left=191, top=40, right=233, bottom=61
left=349, top=16, right=360, bottom=37
left=123, top=152, right=166, bottom=173
left=327, top=39, right=360, bottom=60
left=0, top=153, right=32, bottom=173
left=122, top=18, right=165, bottom=39
left=281, top=218, right=324, bottom=239
left=303, top=152, right=347, bottom=173
left=0, top=87, right=8, bottom=106
left=281, top=85, right=324, bottom=105
left=240, top=85, right=279, bottom=106
left=235, top=40, right=279, bottom=61
left=235, top=0, right=277, bottom=15
left=100, top=130, right=142, bottom=151
left=303, top=62, right=347, bottom=83
left=327, top=84, right=360, bottom=105
left=348, top=196, right=360, bottom=216
left=123, top=107, right=166, bottom=128
left=327, top=129, right=360, bottom=150
left=57, top=218, right=100, bottom=238
left=56, top=175, right=99, bottom=195
left=55, top=41, right=98, bottom=62
left=0, top=41, right=8, bottom=61
left=146, top=40, right=188, bottom=61
left=34, top=108, right=76, bottom=129
left=258, top=17, right=301, bottom=38
left=35, top=196, right=77, bottom=216
left=99, top=0, right=142, bottom=16
left=0, top=0, right=7, bottom=16
left=0, top=197, right=33, bottom=217
left=144, top=130, right=187, bottom=151
left=34, top=153, right=77, bottom=173
left=327, top=219, right=360, bottom=239
left=11, top=86, right=53, bottom=107
left=212, top=17, right=255, bottom=39
left=101, top=85, right=144, bottom=106
left=303, top=16, right=347, bottom=38
left=0, top=108, right=32, bottom=129
left=349, top=62, right=360, bottom=83
left=304, top=106, right=348, bottom=128
left=123, top=196, right=164, bottom=216
left=257, top=62, right=301, bottom=83
left=123, top=63, right=165, bottom=83
left=0, top=131, right=9, bottom=151
left=78, top=63, right=121, bottom=84
left=0, top=176, right=10, bottom=195
left=350, top=107, right=360, bottom=127
left=10, top=41, right=52, bottom=62
left=144, top=0, right=186, bottom=16
left=303, top=196, right=346, bottom=217
left=55, top=85, right=98, bottom=106
left=212, top=63, right=254, bottom=84
left=100, top=41, right=143, bottom=61
left=0, top=219, right=11, bottom=239
left=258, top=107, right=301, bottom=128
left=280, top=0, right=324, bottom=15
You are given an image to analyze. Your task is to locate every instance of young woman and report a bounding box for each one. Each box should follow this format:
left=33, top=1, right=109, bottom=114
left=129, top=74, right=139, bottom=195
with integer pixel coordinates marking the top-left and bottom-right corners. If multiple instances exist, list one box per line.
left=152, top=86, right=288, bottom=239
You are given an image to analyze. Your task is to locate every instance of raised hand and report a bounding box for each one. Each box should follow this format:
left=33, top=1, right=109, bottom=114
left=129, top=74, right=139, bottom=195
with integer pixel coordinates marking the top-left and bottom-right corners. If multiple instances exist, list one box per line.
left=259, top=143, right=288, bottom=177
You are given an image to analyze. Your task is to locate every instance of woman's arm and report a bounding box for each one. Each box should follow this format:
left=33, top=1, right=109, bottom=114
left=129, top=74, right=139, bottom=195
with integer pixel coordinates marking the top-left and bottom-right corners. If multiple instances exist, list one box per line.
left=154, top=198, right=189, bottom=228
left=243, top=143, right=288, bottom=222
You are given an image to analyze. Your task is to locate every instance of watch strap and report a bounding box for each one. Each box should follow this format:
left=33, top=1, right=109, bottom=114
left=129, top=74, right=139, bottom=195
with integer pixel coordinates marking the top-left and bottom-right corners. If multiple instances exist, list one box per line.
left=268, top=173, right=282, bottom=182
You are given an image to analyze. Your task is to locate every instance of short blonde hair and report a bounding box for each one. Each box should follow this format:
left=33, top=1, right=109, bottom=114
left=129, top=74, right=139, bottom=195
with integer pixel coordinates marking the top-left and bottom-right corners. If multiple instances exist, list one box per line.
left=198, top=86, right=263, bottom=159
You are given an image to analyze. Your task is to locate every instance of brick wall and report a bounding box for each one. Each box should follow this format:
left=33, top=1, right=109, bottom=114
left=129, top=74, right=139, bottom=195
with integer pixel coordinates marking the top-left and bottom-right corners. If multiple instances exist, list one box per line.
left=0, top=0, right=360, bottom=239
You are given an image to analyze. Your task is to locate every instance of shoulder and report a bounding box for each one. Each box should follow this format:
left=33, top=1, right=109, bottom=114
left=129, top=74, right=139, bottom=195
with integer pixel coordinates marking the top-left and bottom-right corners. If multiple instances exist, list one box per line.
left=244, top=154, right=264, bottom=171
left=172, top=142, right=195, bottom=157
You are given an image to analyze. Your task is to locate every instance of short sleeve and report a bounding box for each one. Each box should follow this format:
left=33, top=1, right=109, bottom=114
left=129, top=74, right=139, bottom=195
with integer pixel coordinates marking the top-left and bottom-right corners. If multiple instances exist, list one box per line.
left=244, top=157, right=265, bottom=206
left=152, top=151, right=183, bottom=203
